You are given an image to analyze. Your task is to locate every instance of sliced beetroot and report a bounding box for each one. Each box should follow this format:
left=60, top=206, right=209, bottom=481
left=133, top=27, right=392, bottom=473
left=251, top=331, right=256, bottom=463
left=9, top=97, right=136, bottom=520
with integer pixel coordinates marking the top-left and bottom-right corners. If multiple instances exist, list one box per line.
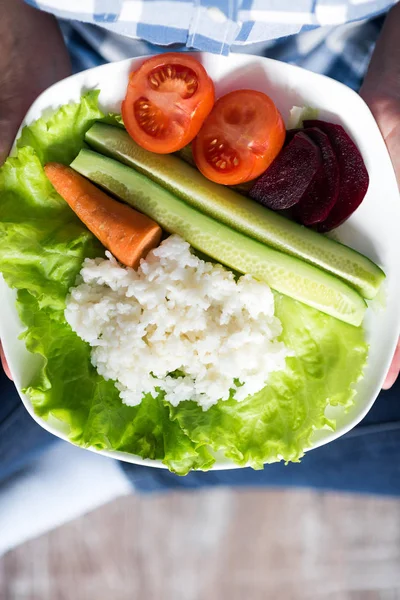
left=303, top=120, right=369, bottom=232
left=294, top=127, right=340, bottom=226
left=249, top=131, right=322, bottom=210
left=285, top=128, right=301, bottom=144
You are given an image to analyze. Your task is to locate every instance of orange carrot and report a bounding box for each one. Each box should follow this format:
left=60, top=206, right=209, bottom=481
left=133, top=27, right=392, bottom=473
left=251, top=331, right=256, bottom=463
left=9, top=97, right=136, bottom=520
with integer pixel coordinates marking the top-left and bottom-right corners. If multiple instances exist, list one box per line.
left=44, top=162, right=162, bottom=269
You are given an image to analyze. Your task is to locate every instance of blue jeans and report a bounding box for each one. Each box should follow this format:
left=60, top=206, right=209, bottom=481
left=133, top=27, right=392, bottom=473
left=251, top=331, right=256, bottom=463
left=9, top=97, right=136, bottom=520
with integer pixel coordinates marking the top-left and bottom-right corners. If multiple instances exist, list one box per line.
left=1, top=365, right=400, bottom=495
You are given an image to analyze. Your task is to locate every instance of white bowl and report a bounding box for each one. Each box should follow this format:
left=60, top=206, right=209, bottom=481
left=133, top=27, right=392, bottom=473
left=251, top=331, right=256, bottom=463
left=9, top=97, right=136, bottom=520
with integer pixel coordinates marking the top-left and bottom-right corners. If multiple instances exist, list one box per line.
left=1, top=53, right=400, bottom=469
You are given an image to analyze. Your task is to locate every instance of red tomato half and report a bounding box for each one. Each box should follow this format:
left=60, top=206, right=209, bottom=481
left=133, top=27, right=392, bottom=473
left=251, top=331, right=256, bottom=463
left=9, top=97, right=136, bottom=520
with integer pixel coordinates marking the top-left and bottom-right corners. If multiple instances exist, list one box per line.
left=122, top=54, right=215, bottom=154
left=192, top=90, right=285, bottom=185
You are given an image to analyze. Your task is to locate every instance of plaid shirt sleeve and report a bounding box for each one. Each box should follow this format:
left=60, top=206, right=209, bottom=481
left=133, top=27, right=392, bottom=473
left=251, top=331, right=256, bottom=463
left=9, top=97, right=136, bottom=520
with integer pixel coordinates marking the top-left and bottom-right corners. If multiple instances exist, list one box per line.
left=25, top=0, right=398, bottom=55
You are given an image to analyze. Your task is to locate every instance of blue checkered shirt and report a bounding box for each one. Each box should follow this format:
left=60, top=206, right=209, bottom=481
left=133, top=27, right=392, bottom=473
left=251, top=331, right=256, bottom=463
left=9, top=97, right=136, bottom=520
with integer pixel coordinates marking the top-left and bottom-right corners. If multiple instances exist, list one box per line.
left=25, top=1, right=397, bottom=90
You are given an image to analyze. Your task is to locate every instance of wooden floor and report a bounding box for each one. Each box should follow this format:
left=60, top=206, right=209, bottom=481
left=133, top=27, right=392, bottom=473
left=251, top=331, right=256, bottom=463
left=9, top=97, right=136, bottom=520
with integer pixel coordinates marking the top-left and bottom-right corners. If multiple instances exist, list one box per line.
left=1, top=489, right=400, bottom=600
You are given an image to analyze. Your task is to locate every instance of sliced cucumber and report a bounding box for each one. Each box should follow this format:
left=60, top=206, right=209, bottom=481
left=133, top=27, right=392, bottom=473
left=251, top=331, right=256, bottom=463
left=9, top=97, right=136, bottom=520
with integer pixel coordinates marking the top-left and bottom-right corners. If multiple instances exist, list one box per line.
left=71, top=149, right=366, bottom=326
left=85, top=123, right=384, bottom=300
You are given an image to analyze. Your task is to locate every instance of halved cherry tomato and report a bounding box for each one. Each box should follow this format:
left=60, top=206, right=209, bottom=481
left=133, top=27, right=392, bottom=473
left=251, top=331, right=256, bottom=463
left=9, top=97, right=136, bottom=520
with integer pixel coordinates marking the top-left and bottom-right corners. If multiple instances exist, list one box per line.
left=192, top=90, right=285, bottom=185
left=122, top=54, right=215, bottom=154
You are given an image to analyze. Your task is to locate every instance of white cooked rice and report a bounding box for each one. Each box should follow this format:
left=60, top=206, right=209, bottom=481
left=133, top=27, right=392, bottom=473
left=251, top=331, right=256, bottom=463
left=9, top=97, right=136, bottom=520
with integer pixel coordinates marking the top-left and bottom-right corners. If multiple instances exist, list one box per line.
left=65, top=235, right=288, bottom=410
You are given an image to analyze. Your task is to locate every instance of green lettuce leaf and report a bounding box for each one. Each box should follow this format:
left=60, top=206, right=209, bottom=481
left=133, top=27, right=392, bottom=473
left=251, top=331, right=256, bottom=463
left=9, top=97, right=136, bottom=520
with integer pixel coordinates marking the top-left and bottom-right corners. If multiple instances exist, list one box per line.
left=0, top=92, right=368, bottom=474
left=170, top=294, right=367, bottom=468
left=103, top=113, right=125, bottom=129
left=16, top=90, right=105, bottom=165
left=0, top=92, right=212, bottom=474
left=20, top=290, right=212, bottom=472
left=287, top=105, right=319, bottom=129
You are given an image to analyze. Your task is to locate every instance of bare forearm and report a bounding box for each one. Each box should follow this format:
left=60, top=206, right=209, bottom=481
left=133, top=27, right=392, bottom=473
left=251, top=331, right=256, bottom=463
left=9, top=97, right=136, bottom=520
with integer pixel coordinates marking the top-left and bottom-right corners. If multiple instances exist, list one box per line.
left=360, top=2, right=400, bottom=184
left=361, top=3, right=400, bottom=389
left=0, top=0, right=71, bottom=161
left=361, top=3, right=400, bottom=102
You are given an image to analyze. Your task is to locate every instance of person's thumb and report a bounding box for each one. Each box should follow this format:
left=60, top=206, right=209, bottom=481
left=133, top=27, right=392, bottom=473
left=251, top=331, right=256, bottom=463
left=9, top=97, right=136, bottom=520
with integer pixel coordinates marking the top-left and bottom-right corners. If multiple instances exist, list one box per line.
left=0, top=343, right=12, bottom=380
left=0, top=115, right=20, bottom=381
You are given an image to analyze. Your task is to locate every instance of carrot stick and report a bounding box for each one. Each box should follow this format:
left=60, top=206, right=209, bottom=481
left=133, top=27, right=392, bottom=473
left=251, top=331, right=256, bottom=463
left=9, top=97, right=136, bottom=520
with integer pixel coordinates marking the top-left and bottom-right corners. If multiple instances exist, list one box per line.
left=44, top=162, right=162, bottom=269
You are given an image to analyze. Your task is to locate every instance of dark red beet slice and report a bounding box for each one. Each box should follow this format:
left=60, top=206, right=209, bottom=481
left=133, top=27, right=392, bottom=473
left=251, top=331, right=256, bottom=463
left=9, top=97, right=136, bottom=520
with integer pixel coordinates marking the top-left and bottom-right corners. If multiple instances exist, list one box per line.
left=249, top=131, right=322, bottom=210
left=303, top=120, right=369, bottom=232
left=294, top=127, right=340, bottom=226
left=285, top=128, right=301, bottom=144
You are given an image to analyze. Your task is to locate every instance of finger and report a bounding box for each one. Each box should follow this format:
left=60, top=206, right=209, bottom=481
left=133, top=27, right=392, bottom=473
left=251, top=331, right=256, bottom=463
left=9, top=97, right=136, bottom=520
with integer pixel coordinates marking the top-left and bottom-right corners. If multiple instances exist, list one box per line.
left=382, top=339, right=400, bottom=390
left=0, top=342, right=13, bottom=380
left=385, top=120, right=400, bottom=188
left=0, top=117, right=19, bottom=165
left=0, top=118, right=19, bottom=383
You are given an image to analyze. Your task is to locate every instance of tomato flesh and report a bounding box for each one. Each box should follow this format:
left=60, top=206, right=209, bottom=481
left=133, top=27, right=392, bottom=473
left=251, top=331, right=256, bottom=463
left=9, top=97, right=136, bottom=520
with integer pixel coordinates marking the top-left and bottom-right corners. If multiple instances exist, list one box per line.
left=122, top=54, right=215, bottom=154
left=147, top=64, right=198, bottom=98
left=192, top=90, right=285, bottom=185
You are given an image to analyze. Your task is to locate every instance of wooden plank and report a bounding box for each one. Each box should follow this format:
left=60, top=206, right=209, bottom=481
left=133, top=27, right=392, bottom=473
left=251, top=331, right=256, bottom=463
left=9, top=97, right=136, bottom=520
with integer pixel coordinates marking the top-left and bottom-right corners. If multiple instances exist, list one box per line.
left=1, top=490, right=400, bottom=600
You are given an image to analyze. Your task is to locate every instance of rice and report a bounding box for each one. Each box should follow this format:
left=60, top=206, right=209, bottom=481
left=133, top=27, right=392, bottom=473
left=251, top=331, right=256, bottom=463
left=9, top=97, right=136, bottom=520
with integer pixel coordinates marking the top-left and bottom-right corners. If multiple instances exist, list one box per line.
left=65, top=235, right=288, bottom=410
